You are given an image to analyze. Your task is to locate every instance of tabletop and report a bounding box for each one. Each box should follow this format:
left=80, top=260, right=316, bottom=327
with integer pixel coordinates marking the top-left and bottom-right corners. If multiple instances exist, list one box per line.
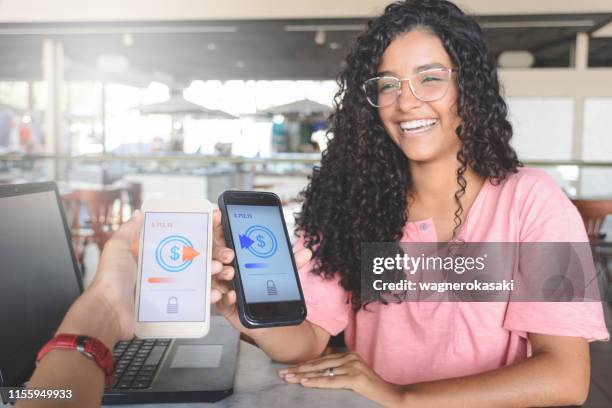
left=104, top=341, right=380, bottom=408
left=3, top=331, right=610, bottom=407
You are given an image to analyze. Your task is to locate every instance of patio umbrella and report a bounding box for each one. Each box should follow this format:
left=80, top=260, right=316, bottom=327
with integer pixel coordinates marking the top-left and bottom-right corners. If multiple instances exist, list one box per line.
left=136, top=96, right=237, bottom=152
left=138, top=96, right=237, bottom=120
left=260, top=98, right=332, bottom=116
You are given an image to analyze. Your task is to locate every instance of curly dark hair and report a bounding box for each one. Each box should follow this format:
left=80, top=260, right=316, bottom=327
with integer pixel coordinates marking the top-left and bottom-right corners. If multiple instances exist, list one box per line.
left=295, top=0, right=521, bottom=310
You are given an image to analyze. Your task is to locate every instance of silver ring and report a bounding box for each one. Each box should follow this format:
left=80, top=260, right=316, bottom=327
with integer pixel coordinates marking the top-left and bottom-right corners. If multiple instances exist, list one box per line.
left=327, top=367, right=335, bottom=377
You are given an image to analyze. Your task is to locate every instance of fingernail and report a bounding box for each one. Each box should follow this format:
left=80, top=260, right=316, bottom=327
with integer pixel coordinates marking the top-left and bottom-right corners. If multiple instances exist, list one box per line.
left=300, top=378, right=308, bottom=384
left=284, top=373, right=295, bottom=379
left=221, top=249, right=232, bottom=259
left=278, top=369, right=288, bottom=375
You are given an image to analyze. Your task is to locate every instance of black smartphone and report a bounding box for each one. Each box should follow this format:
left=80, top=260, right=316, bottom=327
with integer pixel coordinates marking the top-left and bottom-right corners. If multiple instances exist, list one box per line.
left=218, top=190, right=306, bottom=328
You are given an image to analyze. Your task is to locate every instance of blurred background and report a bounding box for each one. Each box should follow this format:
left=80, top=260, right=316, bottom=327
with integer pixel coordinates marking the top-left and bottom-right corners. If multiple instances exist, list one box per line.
left=0, top=0, right=611, bottom=284
left=0, top=1, right=611, bottom=404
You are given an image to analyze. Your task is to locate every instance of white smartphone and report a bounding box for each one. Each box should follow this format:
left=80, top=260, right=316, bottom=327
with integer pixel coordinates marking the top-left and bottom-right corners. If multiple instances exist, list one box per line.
left=134, top=198, right=213, bottom=338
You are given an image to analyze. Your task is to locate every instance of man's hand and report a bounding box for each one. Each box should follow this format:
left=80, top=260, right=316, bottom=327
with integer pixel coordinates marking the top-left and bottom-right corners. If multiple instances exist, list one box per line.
left=87, top=211, right=144, bottom=340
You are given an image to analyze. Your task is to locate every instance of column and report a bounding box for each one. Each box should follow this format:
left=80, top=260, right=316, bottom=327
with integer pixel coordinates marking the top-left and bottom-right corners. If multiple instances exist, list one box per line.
left=42, top=39, right=64, bottom=180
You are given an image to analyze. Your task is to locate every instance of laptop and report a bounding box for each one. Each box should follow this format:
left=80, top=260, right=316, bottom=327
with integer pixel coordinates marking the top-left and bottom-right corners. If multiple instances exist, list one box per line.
left=0, top=181, right=239, bottom=405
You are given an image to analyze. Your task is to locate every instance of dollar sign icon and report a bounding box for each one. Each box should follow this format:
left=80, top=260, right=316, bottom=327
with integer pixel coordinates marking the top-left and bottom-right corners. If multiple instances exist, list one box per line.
left=170, top=245, right=180, bottom=261
left=256, top=234, right=266, bottom=248
left=156, top=235, right=194, bottom=272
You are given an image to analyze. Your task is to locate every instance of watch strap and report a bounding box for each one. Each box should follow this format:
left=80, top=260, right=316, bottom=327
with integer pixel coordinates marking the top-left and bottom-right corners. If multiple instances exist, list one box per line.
left=37, top=333, right=116, bottom=387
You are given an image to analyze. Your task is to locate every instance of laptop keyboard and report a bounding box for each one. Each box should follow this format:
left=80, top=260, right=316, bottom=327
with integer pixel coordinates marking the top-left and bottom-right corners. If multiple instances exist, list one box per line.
left=110, top=338, right=171, bottom=390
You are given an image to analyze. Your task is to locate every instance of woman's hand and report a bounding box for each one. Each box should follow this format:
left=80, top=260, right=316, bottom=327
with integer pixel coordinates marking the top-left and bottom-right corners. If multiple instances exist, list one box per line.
left=209, top=210, right=244, bottom=330
left=210, top=209, right=313, bottom=334
left=278, top=352, right=404, bottom=407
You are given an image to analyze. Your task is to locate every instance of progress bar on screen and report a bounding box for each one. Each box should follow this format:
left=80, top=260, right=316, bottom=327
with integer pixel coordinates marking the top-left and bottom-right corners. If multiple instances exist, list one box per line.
left=245, top=263, right=268, bottom=269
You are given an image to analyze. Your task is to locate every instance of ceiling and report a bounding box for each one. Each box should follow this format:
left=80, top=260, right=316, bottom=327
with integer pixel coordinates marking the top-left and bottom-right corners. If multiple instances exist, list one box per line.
left=0, top=13, right=611, bottom=86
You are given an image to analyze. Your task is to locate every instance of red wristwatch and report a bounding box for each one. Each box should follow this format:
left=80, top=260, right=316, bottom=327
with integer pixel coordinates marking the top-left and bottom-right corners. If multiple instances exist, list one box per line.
left=37, top=334, right=116, bottom=387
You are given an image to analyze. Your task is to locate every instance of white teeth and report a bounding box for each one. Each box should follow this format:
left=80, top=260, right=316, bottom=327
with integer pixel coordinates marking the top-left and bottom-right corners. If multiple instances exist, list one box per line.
left=400, top=119, right=438, bottom=130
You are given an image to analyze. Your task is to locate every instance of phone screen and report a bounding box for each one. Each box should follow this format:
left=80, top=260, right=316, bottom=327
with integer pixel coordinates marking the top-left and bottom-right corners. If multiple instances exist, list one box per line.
left=226, top=204, right=301, bottom=304
left=138, top=212, right=209, bottom=322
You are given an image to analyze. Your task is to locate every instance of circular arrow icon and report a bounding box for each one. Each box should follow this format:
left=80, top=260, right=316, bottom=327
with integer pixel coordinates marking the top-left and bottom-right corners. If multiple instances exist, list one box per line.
left=155, top=235, right=199, bottom=272
left=239, top=225, right=278, bottom=259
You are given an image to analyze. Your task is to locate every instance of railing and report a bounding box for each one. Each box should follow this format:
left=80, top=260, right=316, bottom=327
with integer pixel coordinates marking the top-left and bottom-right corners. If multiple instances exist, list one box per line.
left=1, top=154, right=612, bottom=197
left=0, top=153, right=322, bottom=164
left=2, top=154, right=612, bottom=168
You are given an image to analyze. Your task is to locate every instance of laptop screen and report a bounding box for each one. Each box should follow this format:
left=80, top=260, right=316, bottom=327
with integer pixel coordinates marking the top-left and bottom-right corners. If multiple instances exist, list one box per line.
left=0, top=184, right=82, bottom=386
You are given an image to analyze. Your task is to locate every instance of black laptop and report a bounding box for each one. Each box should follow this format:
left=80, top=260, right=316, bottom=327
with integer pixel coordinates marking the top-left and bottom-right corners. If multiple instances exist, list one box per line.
left=0, top=181, right=239, bottom=405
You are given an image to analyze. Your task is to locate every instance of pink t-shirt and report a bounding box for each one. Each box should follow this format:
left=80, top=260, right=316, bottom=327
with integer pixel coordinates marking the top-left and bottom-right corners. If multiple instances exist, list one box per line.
left=296, top=167, right=609, bottom=385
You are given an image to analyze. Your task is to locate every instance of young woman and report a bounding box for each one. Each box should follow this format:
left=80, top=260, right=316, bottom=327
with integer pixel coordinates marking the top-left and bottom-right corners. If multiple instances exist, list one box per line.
left=212, top=1, right=609, bottom=406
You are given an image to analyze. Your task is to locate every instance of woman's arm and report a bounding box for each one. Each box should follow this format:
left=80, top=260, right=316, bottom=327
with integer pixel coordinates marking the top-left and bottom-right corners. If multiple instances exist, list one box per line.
left=247, top=321, right=330, bottom=364
left=281, top=333, right=590, bottom=408
left=400, top=333, right=589, bottom=407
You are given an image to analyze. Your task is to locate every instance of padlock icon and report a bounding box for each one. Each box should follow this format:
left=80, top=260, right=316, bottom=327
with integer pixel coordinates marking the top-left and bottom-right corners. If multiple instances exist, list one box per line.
left=167, top=296, right=178, bottom=313
left=266, top=280, right=277, bottom=296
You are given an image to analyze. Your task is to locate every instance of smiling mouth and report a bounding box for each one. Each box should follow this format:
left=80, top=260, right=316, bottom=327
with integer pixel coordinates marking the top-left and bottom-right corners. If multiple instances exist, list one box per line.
left=398, top=118, right=439, bottom=135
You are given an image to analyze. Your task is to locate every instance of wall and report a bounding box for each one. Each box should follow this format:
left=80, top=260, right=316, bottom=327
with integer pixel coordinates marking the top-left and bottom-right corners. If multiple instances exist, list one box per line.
left=1, top=0, right=612, bottom=22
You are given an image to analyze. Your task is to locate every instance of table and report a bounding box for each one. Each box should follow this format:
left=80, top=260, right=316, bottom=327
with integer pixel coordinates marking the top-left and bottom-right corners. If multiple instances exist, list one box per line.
left=105, top=341, right=380, bottom=408
left=101, top=339, right=612, bottom=407
left=2, top=340, right=609, bottom=407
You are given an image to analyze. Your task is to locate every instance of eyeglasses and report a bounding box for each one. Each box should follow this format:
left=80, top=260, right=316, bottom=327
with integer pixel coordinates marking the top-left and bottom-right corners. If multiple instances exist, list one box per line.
left=362, top=67, right=455, bottom=107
